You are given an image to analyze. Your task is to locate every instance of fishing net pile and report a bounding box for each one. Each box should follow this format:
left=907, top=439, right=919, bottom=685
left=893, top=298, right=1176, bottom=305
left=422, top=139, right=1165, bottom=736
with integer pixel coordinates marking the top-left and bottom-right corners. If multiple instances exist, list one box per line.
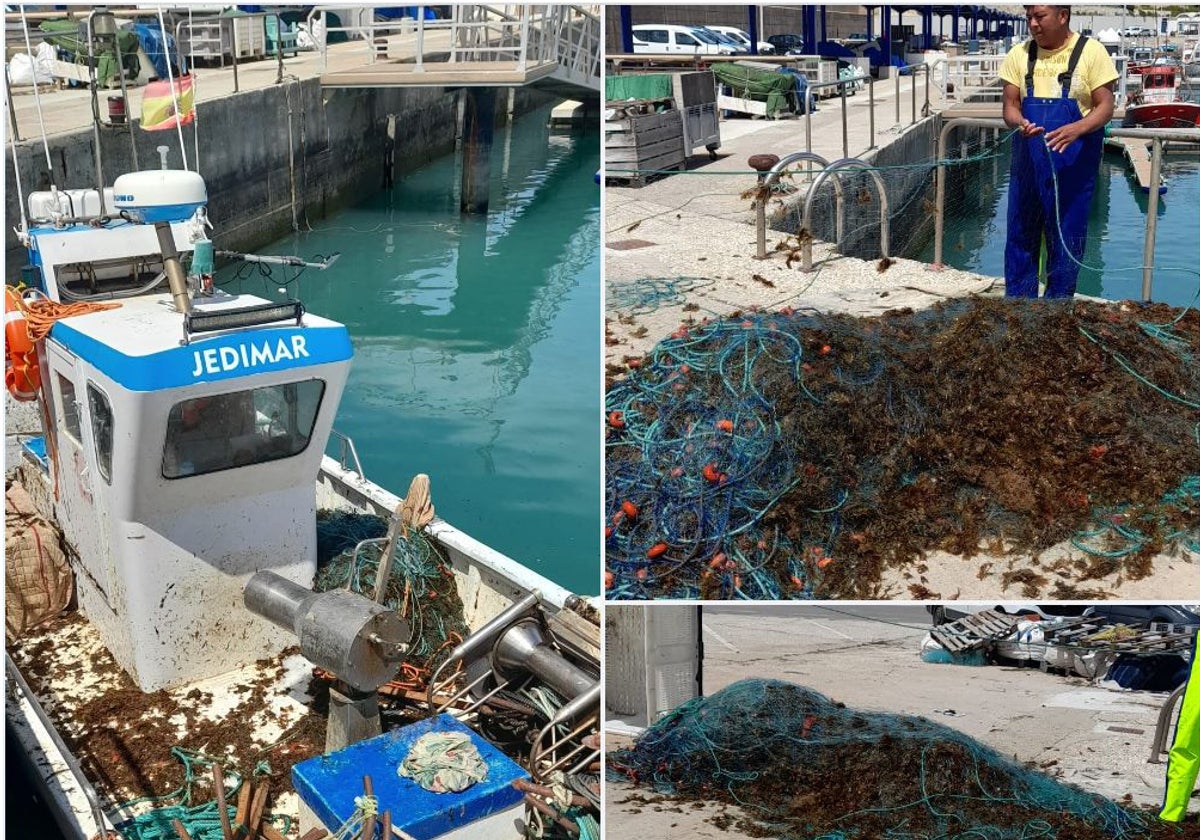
left=608, top=678, right=1192, bottom=840
left=315, top=510, right=468, bottom=685
left=605, top=297, right=1200, bottom=599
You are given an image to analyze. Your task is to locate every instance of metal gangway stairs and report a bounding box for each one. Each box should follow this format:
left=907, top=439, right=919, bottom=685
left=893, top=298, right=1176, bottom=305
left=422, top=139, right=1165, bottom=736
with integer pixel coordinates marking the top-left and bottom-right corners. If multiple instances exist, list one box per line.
left=314, top=4, right=600, bottom=96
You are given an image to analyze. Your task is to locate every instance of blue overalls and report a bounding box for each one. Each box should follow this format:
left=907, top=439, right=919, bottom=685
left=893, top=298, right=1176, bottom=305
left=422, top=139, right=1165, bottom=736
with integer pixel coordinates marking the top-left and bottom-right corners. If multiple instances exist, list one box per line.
left=1004, top=36, right=1104, bottom=298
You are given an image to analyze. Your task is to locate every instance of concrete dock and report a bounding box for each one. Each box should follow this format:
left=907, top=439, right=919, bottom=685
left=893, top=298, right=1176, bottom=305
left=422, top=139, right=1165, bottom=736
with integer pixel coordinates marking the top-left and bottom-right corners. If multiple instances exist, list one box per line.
left=1105, top=136, right=1166, bottom=194
left=605, top=76, right=1002, bottom=369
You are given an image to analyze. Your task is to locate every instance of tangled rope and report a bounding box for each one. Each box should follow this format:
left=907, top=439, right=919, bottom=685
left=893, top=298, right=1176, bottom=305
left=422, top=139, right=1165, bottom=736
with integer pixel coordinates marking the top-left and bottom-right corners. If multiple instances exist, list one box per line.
left=10, top=292, right=121, bottom=342
left=113, top=748, right=289, bottom=840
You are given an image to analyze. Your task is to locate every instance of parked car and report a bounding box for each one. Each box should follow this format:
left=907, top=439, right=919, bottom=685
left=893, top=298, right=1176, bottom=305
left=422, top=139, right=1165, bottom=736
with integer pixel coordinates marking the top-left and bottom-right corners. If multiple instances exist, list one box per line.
left=708, top=25, right=775, bottom=54
left=694, top=27, right=749, bottom=55
left=928, top=604, right=1086, bottom=625
left=1083, top=604, right=1200, bottom=627
left=631, top=24, right=740, bottom=55
left=766, top=33, right=807, bottom=55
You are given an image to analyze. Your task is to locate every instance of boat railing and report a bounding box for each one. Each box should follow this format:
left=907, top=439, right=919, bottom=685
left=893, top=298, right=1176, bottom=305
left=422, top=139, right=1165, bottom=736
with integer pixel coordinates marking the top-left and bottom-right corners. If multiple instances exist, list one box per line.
left=933, top=117, right=1200, bottom=300
left=6, top=652, right=112, bottom=840
left=528, top=681, right=600, bottom=784
left=326, top=428, right=365, bottom=480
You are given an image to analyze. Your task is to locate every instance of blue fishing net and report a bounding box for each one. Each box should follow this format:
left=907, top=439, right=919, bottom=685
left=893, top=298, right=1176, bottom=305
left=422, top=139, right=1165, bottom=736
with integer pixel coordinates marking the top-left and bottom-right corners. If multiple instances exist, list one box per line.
left=605, top=297, right=1200, bottom=599
left=608, top=678, right=1155, bottom=840
left=315, top=510, right=468, bottom=674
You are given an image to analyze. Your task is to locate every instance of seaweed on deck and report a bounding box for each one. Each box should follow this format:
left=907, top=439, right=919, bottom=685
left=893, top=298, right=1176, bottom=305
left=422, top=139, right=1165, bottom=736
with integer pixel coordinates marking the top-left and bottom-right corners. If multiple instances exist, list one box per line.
left=608, top=678, right=1200, bottom=840
left=604, top=297, right=1200, bottom=599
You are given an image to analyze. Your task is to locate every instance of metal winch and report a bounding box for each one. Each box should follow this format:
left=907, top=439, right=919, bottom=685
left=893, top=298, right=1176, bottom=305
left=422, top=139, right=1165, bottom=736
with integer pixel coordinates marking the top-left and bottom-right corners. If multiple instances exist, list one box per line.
left=244, top=570, right=412, bottom=750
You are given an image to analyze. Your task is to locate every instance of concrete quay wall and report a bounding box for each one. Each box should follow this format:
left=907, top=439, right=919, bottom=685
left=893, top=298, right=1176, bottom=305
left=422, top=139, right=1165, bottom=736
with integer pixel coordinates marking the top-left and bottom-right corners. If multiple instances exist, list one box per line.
left=5, top=80, right=555, bottom=278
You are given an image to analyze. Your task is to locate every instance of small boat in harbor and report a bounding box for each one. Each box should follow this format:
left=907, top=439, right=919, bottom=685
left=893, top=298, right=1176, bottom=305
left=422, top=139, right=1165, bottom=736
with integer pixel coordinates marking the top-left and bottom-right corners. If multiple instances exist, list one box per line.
left=1122, top=64, right=1200, bottom=128
left=5, top=135, right=599, bottom=840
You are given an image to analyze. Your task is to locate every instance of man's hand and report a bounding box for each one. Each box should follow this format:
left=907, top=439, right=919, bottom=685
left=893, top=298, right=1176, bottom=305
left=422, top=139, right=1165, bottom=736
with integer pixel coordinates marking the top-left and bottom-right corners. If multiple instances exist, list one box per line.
left=1044, top=120, right=1087, bottom=153
left=1019, top=118, right=1044, bottom=138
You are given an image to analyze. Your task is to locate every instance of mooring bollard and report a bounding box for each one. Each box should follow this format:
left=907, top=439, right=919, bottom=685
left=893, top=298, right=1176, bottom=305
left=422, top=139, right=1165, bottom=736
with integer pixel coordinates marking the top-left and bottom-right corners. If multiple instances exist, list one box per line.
left=749, top=154, right=781, bottom=259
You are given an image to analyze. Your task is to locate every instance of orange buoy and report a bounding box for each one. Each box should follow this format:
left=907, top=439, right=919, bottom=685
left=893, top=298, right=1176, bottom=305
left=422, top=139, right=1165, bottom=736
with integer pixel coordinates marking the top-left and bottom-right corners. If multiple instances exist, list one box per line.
left=5, top=287, right=41, bottom=401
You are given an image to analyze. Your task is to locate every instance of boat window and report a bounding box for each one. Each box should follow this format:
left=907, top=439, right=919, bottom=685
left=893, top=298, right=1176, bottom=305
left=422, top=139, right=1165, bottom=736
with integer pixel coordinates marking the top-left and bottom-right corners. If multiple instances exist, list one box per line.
left=56, top=374, right=82, bottom=443
left=162, top=379, right=326, bottom=479
left=87, top=384, right=114, bottom=484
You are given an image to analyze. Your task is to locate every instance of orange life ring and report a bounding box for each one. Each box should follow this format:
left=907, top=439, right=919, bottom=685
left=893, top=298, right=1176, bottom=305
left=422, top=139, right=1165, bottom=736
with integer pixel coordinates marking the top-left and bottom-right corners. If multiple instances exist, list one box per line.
left=5, top=286, right=41, bottom=401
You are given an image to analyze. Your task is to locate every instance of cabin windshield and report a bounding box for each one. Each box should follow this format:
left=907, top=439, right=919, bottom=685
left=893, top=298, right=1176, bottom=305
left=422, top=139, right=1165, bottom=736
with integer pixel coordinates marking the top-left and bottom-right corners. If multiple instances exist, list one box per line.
left=162, top=379, right=326, bottom=478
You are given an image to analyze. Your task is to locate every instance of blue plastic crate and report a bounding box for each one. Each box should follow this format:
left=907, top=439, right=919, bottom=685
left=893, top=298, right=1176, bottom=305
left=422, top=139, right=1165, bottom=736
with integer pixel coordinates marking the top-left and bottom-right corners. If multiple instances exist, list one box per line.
left=292, top=713, right=529, bottom=839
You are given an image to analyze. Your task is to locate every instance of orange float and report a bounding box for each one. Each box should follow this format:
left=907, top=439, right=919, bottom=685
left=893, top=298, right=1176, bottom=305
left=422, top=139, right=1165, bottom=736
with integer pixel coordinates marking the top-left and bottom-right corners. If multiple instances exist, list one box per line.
left=5, top=286, right=41, bottom=401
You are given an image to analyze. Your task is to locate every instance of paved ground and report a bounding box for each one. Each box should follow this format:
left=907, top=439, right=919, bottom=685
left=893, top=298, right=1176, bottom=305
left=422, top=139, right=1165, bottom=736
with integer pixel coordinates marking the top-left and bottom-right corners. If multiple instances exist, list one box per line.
left=605, top=605, right=1187, bottom=839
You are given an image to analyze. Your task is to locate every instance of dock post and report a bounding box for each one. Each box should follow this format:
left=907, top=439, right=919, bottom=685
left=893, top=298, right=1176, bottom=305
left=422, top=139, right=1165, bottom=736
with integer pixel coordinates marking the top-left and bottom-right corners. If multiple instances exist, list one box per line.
left=1141, top=137, right=1162, bottom=301
left=460, top=87, right=497, bottom=214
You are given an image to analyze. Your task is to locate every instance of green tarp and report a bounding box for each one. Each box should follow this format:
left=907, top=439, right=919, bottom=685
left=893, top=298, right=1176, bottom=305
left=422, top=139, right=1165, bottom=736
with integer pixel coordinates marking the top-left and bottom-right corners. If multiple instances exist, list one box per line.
left=606, top=73, right=673, bottom=103
left=710, top=63, right=795, bottom=117
left=38, top=19, right=140, bottom=88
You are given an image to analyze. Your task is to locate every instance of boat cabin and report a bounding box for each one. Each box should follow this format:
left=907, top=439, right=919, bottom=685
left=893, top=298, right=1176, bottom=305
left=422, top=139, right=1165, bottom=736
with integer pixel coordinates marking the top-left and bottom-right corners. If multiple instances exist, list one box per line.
left=18, top=170, right=353, bottom=692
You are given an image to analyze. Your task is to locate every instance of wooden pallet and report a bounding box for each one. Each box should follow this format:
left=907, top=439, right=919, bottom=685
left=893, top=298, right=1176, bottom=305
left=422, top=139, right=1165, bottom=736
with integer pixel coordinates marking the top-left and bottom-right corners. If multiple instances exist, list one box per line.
left=1042, top=620, right=1194, bottom=655
left=931, top=609, right=1019, bottom=653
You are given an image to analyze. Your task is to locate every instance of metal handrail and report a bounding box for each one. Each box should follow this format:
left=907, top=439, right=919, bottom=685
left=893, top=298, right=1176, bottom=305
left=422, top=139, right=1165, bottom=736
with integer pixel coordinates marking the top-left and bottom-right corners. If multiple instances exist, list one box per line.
left=306, top=5, right=598, bottom=89
left=933, top=117, right=1200, bottom=299
left=758, top=152, right=838, bottom=259
left=800, top=158, right=890, bottom=272
left=327, top=428, right=365, bottom=479
left=803, top=75, right=873, bottom=159
left=1149, top=682, right=1187, bottom=764
left=6, top=652, right=112, bottom=840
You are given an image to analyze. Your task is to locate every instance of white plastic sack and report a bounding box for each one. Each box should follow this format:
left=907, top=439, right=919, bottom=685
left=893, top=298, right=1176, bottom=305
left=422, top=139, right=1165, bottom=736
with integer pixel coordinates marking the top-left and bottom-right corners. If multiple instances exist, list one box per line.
left=8, top=42, right=56, bottom=86
left=295, top=24, right=317, bottom=50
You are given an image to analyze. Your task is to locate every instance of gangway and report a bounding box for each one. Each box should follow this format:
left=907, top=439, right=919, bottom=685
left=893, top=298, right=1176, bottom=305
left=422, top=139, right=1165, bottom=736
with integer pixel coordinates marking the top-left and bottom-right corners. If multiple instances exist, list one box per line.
left=315, top=5, right=600, bottom=97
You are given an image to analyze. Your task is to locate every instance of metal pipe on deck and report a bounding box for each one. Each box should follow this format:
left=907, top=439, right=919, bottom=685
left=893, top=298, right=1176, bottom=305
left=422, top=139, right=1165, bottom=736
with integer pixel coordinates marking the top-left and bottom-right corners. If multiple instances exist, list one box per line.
left=460, top=87, right=497, bottom=214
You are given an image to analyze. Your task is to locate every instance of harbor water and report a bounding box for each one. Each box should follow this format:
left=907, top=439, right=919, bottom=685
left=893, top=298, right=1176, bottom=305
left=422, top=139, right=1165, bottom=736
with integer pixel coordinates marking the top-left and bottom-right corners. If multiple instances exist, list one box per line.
left=916, top=141, right=1200, bottom=307
left=218, top=103, right=600, bottom=595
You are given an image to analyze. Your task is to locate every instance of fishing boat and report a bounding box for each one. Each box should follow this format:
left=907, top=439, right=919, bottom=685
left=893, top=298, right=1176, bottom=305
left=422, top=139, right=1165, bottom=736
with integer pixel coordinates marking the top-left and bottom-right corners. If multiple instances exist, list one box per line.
left=5, top=130, right=599, bottom=840
left=1122, top=64, right=1200, bottom=128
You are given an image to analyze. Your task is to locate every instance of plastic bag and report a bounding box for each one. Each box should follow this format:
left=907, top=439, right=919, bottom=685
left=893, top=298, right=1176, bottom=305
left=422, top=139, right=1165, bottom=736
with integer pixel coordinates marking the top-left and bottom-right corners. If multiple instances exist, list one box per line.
left=8, top=42, right=56, bottom=86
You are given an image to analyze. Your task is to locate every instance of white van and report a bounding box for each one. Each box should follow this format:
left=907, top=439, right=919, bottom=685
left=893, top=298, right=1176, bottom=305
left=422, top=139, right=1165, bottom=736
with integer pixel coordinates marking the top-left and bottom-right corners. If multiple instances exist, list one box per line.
left=708, top=25, right=776, bottom=54
left=631, top=24, right=739, bottom=55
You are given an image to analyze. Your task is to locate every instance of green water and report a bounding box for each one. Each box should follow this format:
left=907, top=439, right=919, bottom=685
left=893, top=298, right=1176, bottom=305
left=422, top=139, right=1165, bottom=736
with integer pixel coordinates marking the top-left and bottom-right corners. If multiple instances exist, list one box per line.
left=917, top=143, right=1200, bottom=307
left=218, top=105, right=600, bottom=595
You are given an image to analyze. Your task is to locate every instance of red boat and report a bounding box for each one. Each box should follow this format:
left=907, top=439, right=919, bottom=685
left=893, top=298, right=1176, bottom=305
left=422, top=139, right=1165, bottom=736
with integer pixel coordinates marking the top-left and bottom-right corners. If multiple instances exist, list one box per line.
left=1123, top=65, right=1200, bottom=127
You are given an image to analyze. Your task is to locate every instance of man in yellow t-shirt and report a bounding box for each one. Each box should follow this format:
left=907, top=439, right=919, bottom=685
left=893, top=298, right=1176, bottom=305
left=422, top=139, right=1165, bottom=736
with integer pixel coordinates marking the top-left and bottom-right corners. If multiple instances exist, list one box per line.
left=998, top=5, right=1117, bottom=298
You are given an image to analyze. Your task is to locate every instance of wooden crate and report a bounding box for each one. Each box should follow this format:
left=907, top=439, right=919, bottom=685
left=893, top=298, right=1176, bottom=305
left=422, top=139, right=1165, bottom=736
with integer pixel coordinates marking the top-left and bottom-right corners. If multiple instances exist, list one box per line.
left=605, top=103, right=685, bottom=187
